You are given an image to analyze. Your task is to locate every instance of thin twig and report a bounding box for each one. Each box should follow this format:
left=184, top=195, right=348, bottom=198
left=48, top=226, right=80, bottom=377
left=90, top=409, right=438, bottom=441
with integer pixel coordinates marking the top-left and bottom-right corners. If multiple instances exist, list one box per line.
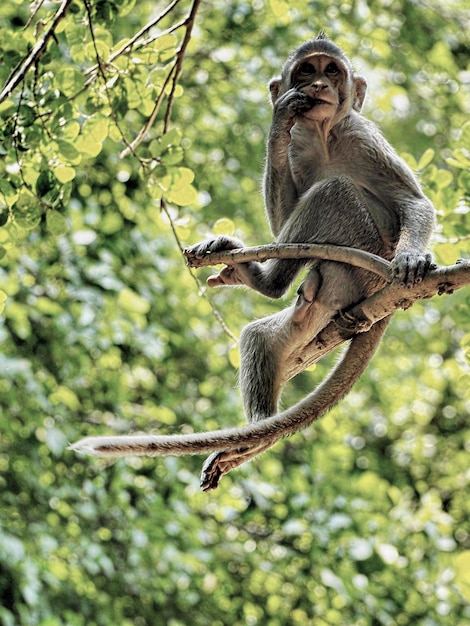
left=161, top=199, right=238, bottom=342
left=24, top=0, right=47, bottom=30
left=164, top=0, right=202, bottom=131
left=184, top=242, right=393, bottom=281
left=0, top=0, right=73, bottom=104
left=84, top=0, right=184, bottom=78
left=120, top=0, right=202, bottom=157
left=281, top=259, right=470, bottom=381
left=119, top=65, right=177, bottom=158
left=83, top=0, right=143, bottom=161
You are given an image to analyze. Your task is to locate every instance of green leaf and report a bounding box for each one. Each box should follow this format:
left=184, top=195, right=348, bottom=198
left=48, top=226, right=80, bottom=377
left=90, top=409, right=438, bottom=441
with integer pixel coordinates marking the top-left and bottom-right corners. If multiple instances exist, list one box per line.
left=13, top=194, right=42, bottom=230
left=60, top=120, right=80, bottom=141
left=54, top=166, right=76, bottom=183
left=49, top=385, right=80, bottom=411
left=82, top=115, right=110, bottom=143
left=162, top=145, right=183, bottom=165
left=461, top=121, right=470, bottom=150
left=36, top=170, right=56, bottom=198
left=57, top=68, right=84, bottom=97
left=213, top=218, right=235, bottom=235
left=161, top=128, right=182, bottom=151
left=166, top=184, right=198, bottom=206
left=56, top=140, right=81, bottom=165
left=433, top=169, right=453, bottom=189
left=454, top=551, right=470, bottom=602
left=46, top=211, right=68, bottom=237
left=0, top=209, right=9, bottom=227
left=458, top=170, right=470, bottom=193
left=417, top=148, right=435, bottom=170
left=446, top=148, right=470, bottom=170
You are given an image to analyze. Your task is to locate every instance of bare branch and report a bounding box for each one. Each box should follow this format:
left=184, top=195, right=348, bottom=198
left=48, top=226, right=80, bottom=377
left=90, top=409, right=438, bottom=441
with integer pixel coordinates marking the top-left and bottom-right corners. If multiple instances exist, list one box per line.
left=352, top=259, right=470, bottom=325
left=184, top=242, right=393, bottom=281
left=163, top=0, right=202, bottom=130
left=161, top=199, right=238, bottom=342
left=185, top=242, right=470, bottom=380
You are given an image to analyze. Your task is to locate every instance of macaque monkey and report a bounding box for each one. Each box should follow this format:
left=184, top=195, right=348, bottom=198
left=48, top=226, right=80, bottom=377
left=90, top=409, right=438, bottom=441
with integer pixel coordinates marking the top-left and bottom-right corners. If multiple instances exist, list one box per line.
left=72, top=35, right=435, bottom=490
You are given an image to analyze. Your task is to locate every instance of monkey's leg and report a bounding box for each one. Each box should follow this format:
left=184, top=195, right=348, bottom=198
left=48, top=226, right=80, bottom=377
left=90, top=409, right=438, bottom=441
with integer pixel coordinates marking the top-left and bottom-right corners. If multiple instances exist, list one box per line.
left=200, top=297, right=333, bottom=491
left=200, top=310, right=288, bottom=490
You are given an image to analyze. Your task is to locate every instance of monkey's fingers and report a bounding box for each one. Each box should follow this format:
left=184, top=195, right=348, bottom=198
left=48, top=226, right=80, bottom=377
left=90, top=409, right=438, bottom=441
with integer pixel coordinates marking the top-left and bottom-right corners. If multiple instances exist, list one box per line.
left=392, top=252, right=435, bottom=287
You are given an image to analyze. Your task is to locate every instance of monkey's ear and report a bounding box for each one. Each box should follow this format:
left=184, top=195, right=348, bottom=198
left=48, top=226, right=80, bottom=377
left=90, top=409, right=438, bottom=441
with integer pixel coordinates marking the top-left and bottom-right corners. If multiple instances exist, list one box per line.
left=353, top=75, right=367, bottom=112
left=269, top=77, right=282, bottom=104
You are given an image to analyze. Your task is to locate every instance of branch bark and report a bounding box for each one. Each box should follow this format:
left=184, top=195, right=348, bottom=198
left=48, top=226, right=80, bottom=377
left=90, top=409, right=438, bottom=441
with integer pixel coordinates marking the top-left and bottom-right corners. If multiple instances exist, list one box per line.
left=282, top=260, right=470, bottom=381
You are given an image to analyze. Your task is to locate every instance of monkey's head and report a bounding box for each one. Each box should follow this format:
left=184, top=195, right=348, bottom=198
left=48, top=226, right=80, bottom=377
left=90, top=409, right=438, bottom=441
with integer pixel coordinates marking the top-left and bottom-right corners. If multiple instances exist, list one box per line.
left=269, top=35, right=367, bottom=127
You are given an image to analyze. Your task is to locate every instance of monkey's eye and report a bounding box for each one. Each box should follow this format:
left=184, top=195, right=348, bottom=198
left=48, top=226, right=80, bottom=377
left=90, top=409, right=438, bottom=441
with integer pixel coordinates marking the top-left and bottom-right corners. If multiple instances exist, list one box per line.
left=325, top=62, right=340, bottom=75
left=298, top=62, right=315, bottom=75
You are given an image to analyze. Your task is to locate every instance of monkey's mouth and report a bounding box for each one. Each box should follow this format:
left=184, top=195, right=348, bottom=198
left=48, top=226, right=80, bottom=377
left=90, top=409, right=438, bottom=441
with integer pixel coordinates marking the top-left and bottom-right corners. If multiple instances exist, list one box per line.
left=310, top=98, right=333, bottom=106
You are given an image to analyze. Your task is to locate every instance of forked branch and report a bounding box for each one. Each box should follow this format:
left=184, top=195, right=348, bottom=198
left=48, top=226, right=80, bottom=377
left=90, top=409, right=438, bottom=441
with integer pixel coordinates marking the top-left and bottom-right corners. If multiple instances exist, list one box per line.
left=184, top=243, right=470, bottom=379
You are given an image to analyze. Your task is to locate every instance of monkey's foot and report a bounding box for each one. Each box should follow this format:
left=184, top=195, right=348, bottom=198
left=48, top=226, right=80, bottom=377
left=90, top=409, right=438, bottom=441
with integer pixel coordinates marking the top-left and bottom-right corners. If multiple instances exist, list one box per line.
left=200, top=449, right=250, bottom=491
left=336, top=310, right=372, bottom=334
left=200, top=451, right=226, bottom=491
left=200, top=443, right=274, bottom=491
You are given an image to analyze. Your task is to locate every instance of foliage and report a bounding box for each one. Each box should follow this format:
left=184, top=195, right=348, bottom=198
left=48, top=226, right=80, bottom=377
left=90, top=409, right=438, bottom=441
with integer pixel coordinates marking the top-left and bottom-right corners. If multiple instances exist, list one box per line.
left=0, top=1, right=469, bottom=625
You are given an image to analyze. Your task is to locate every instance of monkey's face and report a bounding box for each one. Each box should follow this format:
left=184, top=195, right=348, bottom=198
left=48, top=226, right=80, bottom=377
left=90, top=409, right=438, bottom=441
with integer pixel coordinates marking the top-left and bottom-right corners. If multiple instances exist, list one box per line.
left=270, top=47, right=367, bottom=125
left=290, top=53, right=346, bottom=123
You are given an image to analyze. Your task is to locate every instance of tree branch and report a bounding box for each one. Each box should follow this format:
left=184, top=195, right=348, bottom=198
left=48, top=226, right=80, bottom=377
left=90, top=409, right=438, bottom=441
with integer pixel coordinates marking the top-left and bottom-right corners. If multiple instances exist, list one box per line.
left=282, top=259, right=470, bottom=381
left=120, top=0, right=202, bottom=158
left=185, top=242, right=470, bottom=380
left=83, top=0, right=183, bottom=79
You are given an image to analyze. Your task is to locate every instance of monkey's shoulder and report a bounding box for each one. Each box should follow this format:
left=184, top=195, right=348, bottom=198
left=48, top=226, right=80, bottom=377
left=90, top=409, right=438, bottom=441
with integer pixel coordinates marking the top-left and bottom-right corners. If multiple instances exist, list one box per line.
left=332, top=114, right=388, bottom=154
left=333, top=115, right=421, bottom=182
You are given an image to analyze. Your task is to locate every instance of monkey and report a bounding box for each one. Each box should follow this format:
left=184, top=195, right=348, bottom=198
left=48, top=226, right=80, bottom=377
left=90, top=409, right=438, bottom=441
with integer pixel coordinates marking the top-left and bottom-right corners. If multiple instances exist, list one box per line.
left=71, top=35, right=435, bottom=491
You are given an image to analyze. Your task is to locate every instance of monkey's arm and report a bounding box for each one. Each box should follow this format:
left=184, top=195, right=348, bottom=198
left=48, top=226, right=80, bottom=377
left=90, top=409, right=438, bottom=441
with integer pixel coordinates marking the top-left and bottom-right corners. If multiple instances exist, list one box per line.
left=264, top=88, right=316, bottom=236
left=391, top=194, right=435, bottom=284
left=263, top=128, right=298, bottom=237
left=185, top=235, right=307, bottom=299
left=360, top=129, right=436, bottom=285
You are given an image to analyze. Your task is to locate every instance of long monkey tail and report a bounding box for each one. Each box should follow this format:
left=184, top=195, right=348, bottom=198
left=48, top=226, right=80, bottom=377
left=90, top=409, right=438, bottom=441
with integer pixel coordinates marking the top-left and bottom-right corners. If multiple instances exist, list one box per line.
left=70, top=317, right=390, bottom=459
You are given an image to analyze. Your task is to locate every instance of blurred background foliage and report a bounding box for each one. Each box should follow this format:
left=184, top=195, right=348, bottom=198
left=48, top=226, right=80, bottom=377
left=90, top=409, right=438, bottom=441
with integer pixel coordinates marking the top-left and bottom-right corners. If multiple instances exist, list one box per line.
left=0, top=0, right=469, bottom=624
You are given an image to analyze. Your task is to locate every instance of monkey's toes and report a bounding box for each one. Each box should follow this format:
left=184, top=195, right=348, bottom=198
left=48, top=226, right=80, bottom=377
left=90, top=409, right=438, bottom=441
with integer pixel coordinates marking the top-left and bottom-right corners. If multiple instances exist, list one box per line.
left=200, top=472, right=221, bottom=491
left=336, top=310, right=372, bottom=334
left=200, top=452, right=224, bottom=491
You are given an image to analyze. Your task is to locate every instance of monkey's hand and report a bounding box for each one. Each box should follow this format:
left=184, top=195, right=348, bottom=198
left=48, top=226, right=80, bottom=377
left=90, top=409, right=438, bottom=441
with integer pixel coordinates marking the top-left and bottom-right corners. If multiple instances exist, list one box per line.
left=184, top=235, right=251, bottom=288
left=184, top=235, right=244, bottom=261
left=391, top=252, right=435, bottom=287
left=272, top=88, right=316, bottom=132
